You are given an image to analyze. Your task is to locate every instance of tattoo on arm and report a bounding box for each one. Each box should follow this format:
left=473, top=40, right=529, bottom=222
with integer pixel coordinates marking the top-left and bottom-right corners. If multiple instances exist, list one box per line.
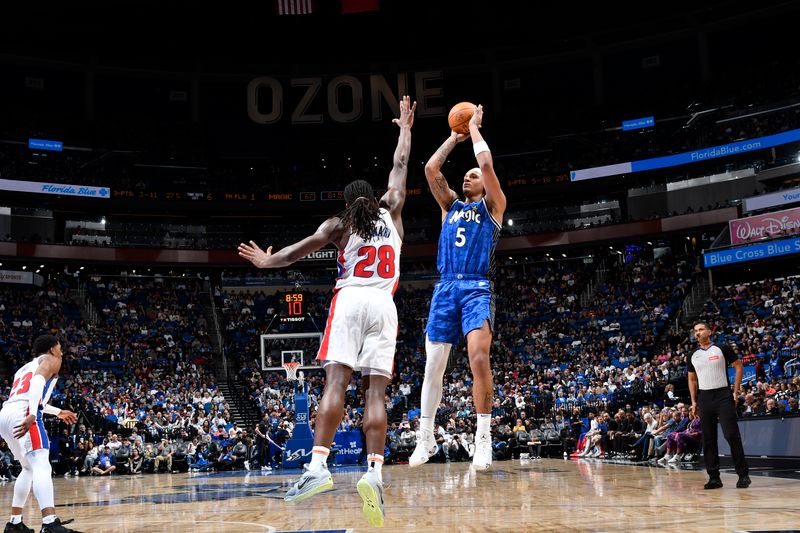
left=432, top=138, right=456, bottom=166
left=432, top=176, right=450, bottom=197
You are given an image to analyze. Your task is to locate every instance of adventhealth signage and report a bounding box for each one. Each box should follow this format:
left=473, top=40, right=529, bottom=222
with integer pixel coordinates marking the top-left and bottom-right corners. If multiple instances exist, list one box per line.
left=704, top=236, right=800, bottom=268
left=0, top=179, right=110, bottom=199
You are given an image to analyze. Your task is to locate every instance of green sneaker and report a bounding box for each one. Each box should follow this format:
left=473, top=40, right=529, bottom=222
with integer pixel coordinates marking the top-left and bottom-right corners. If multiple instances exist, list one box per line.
left=356, top=470, right=385, bottom=527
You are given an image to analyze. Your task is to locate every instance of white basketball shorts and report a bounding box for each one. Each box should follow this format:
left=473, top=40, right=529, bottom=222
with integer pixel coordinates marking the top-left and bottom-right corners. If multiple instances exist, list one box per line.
left=0, top=402, right=50, bottom=460
left=316, top=286, right=397, bottom=379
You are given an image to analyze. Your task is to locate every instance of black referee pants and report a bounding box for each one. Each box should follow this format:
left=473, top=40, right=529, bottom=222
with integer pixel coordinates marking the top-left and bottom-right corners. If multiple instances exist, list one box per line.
left=698, top=387, right=749, bottom=477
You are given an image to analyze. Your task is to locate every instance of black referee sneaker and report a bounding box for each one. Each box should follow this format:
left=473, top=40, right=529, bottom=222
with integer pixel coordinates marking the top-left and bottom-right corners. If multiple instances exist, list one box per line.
left=687, top=322, right=750, bottom=489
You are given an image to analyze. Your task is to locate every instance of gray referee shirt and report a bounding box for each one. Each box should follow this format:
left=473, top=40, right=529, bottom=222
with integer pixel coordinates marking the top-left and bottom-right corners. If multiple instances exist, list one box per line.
left=687, top=343, right=739, bottom=390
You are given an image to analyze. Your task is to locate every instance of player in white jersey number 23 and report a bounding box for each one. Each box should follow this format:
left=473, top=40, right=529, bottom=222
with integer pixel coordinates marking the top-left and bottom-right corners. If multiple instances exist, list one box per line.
left=0, top=335, right=81, bottom=533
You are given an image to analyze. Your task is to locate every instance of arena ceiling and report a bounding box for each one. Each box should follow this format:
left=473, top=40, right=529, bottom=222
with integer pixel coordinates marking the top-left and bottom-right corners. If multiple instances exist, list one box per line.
left=1, top=0, right=797, bottom=72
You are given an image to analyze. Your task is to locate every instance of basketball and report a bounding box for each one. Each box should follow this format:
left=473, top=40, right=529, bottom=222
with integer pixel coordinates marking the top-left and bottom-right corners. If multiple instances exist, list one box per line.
left=448, top=101, right=475, bottom=134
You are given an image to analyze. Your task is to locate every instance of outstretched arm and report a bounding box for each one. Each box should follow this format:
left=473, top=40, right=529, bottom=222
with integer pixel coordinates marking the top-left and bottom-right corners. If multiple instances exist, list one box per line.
left=42, top=402, right=78, bottom=423
left=380, top=96, right=416, bottom=231
left=469, top=105, right=506, bottom=223
left=238, top=217, right=342, bottom=269
left=424, top=132, right=465, bottom=218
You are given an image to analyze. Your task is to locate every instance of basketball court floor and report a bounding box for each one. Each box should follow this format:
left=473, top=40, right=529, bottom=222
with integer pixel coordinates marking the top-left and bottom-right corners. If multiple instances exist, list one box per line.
left=2, top=459, right=799, bottom=532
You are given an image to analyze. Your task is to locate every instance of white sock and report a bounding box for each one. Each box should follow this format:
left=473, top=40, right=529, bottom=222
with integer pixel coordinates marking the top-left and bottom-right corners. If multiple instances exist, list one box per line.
left=420, top=336, right=451, bottom=422
left=42, top=515, right=56, bottom=525
left=367, top=454, right=383, bottom=480
left=477, top=413, right=491, bottom=439
left=309, top=446, right=329, bottom=470
left=419, top=416, right=434, bottom=435
left=9, top=515, right=22, bottom=525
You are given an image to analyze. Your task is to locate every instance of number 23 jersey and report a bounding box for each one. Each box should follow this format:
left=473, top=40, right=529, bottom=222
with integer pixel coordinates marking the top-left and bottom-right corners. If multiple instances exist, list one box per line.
left=4, top=356, right=57, bottom=410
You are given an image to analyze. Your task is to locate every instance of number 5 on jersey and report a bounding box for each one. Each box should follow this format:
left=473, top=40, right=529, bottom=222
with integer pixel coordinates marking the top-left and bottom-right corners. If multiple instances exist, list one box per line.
left=455, top=227, right=467, bottom=247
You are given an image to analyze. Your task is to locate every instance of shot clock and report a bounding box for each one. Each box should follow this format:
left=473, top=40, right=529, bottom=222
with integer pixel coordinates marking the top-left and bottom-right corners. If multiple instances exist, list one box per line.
left=281, top=291, right=306, bottom=322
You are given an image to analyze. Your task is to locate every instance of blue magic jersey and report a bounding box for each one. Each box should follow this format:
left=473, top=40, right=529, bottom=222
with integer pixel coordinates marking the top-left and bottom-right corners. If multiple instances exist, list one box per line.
left=437, top=197, right=501, bottom=278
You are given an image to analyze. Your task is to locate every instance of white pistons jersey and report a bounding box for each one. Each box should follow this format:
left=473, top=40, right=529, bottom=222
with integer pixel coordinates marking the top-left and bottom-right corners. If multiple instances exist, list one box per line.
left=0, top=355, right=58, bottom=453
left=4, top=356, right=57, bottom=409
left=334, top=208, right=401, bottom=294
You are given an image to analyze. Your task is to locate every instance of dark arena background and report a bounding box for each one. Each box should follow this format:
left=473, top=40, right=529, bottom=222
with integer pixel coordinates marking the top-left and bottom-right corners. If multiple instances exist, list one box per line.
left=1, top=1, right=800, bottom=532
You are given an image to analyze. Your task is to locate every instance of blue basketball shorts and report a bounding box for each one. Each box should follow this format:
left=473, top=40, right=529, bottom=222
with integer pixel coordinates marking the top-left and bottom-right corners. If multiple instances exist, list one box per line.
left=425, top=276, right=495, bottom=345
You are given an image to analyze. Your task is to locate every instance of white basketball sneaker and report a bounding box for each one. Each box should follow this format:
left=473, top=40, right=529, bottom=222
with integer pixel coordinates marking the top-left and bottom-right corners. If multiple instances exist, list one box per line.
left=356, top=470, right=385, bottom=527
left=284, top=464, right=333, bottom=502
left=472, top=432, right=492, bottom=471
left=409, top=431, right=437, bottom=468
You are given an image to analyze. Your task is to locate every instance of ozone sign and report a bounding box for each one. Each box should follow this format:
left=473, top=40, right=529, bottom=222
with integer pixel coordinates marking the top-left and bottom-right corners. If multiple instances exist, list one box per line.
left=703, top=237, right=800, bottom=268
left=247, top=71, right=444, bottom=125
left=730, top=206, right=800, bottom=244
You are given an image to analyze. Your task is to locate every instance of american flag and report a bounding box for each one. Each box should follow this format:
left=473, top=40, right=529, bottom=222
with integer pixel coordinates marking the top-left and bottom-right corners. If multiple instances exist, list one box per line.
left=276, top=0, right=313, bottom=15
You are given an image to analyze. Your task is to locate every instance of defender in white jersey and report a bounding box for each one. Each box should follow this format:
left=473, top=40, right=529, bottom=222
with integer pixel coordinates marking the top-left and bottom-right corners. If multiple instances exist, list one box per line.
left=0, top=335, right=80, bottom=533
left=238, top=95, right=415, bottom=527
left=318, top=207, right=402, bottom=376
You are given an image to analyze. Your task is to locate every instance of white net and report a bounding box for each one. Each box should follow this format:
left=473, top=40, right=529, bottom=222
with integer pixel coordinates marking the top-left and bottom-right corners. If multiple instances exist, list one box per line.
left=283, top=362, right=300, bottom=381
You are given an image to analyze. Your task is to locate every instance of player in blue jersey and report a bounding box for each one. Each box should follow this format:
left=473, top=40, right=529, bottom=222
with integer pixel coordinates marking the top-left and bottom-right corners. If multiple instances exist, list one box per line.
left=410, top=104, right=506, bottom=471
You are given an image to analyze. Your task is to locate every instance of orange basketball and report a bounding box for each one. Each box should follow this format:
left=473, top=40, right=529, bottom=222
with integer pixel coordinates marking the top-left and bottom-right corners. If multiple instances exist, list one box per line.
left=448, top=102, right=475, bottom=134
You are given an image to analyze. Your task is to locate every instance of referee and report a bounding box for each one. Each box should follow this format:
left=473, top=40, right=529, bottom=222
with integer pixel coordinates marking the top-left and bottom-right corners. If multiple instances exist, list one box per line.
left=687, top=322, right=750, bottom=489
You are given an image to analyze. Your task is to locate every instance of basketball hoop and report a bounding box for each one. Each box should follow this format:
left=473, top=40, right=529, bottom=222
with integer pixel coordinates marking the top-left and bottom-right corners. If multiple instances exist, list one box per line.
left=283, top=361, right=300, bottom=382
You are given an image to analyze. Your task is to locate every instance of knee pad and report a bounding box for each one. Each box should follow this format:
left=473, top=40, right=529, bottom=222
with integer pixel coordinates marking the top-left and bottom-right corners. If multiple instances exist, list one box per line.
left=425, top=335, right=451, bottom=375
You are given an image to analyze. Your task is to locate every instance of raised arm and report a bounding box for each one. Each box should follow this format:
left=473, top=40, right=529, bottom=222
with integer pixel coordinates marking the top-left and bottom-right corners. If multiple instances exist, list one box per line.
left=380, top=96, right=416, bottom=237
left=469, top=105, right=506, bottom=223
left=238, top=217, right=343, bottom=269
left=424, top=132, right=465, bottom=219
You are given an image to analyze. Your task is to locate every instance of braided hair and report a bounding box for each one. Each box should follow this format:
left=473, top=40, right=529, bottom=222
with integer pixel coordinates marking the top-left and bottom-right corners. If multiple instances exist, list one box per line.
left=339, top=180, right=381, bottom=240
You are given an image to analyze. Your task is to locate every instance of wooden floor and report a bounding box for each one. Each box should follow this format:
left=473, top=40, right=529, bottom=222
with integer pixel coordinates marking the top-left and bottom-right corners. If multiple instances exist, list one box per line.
left=2, top=459, right=799, bottom=532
